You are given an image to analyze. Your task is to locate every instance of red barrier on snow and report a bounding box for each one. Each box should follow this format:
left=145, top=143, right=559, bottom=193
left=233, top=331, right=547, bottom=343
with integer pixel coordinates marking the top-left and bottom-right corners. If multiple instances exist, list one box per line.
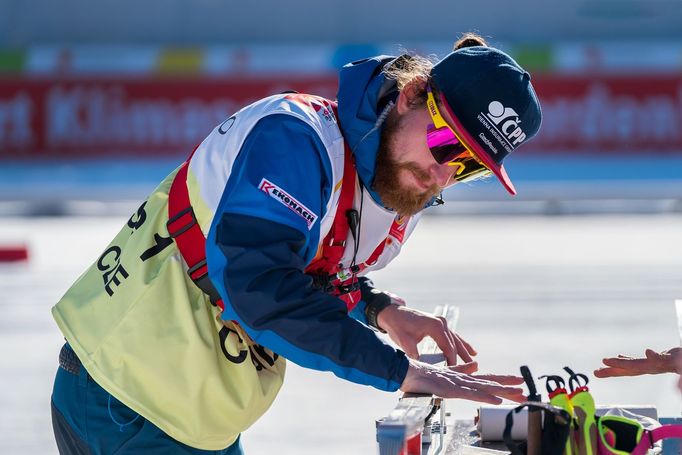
left=0, top=244, right=29, bottom=262
left=0, top=74, right=681, bottom=158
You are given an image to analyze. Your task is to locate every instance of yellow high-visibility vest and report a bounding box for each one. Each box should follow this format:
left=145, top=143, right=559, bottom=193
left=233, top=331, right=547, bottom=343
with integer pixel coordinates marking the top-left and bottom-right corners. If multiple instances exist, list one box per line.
left=52, top=170, right=286, bottom=450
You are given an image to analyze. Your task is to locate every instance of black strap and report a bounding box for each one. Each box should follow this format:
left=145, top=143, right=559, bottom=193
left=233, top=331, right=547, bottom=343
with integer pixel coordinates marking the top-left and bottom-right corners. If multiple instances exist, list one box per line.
left=503, top=402, right=571, bottom=455
left=540, top=375, right=565, bottom=394
left=564, top=366, right=589, bottom=392
left=193, top=273, right=223, bottom=306
left=521, top=365, right=541, bottom=402
left=361, top=279, right=393, bottom=333
left=310, top=273, right=361, bottom=296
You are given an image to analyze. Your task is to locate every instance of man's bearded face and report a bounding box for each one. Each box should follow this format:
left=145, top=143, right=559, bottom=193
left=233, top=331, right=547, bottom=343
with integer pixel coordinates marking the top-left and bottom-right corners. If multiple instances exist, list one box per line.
left=373, top=110, right=442, bottom=216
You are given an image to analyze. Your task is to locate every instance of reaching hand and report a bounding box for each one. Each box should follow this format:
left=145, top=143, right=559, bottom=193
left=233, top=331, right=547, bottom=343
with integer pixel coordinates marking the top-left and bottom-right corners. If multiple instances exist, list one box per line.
left=594, top=347, right=682, bottom=378
left=401, top=359, right=526, bottom=404
left=377, top=304, right=476, bottom=366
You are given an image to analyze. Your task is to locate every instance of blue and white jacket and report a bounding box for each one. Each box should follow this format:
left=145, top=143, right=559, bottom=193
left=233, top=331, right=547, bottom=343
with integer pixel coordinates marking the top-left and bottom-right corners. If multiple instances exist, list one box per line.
left=191, top=56, right=422, bottom=392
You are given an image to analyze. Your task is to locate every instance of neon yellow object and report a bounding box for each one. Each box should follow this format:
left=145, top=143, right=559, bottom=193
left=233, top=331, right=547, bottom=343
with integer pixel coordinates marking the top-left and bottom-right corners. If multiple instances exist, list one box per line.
left=52, top=169, right=286, bottom=450
left=597, top=415, right=646, bottom=455
left=570, top=386, right=597, bottom=455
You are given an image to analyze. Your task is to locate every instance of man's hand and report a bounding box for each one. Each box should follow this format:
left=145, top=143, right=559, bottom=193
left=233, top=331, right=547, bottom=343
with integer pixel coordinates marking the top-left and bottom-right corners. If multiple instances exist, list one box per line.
left=401, top=358, right=526, bottom=404
left=594, top=347, right=682, bottom=378
left=377, top=304, right=476, bottom=366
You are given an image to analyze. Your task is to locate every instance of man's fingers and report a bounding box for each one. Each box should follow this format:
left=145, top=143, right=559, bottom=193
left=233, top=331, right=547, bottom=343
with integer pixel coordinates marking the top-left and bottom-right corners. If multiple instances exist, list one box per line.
left=434, top=379, right=505, bottom=404
left=454, top=333, right=477, bottom=356
left=435, top=316, right=461, bottom=365
left=452, top=336, right=473, bottom=364
left=602, top=357, right=649, bottom=372
left=463, top=373, right=525, bottom=401
left=602, top=357, right=637, bottom=367
left=594, top=366, right=639, bottom=378
left=442, top=326, right=461, bottom=364
left=402, top=361, right=522, bottom=405
left=450, top=387, right=502, bottom=405
left=453, top=376, right=525, bottom=399
left=488, top=384, right=525, bottom=399
left=449, top=361, right=478, bottom=374
left=645, top=349, right=661, bottom=359
left=471, top=374, right=525, bottom=385
left=431, top=323, right=458, bottom=365
left=403, top=343, right=420, bottom=360
left=502, top=392, right=528, bottom=403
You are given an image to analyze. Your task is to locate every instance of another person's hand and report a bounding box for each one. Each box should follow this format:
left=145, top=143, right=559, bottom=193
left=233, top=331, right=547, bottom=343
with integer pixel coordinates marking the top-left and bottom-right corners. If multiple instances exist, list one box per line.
left=594, top=347, right=682, bottom=378
left=401, top=358, right=526, bottom=404
left=377, top=304, right=476, bottom=366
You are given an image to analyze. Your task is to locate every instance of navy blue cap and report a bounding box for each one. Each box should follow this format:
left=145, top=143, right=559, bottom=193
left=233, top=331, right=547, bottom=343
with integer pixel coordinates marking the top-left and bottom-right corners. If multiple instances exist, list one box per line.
left=430, top=46, right=542, bottom=195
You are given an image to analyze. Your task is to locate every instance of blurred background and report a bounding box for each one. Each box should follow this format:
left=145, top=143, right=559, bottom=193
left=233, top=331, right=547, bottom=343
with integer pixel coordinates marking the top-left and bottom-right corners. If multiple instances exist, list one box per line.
left=1, top=1, right=682, bottom=454
left=1, top=0, right=682, bottom=214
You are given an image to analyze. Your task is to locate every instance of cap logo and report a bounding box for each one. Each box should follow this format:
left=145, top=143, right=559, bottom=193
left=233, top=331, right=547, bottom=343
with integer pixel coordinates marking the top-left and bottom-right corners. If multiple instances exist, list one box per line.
left=484, top=101, right=527, bottom=147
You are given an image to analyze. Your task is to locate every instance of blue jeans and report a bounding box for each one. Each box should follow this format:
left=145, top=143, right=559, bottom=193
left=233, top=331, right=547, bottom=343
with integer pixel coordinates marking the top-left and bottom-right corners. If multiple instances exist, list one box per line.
left=51, top=344, right=243, bottom=455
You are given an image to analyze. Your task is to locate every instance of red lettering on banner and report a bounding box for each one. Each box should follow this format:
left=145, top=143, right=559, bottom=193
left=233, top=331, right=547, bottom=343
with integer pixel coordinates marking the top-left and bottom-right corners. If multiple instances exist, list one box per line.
left=2, top=75, right=682, bottom=158
left=528, top=75, right=682, bottom=153
left=0, top=92, right=34, bottom=151
left=0, top=77, right=337, bottom=158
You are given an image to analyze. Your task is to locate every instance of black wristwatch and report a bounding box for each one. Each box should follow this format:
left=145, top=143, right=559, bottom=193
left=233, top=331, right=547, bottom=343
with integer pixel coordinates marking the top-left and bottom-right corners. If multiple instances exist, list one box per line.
left=363, top=287, right=393, bottom=333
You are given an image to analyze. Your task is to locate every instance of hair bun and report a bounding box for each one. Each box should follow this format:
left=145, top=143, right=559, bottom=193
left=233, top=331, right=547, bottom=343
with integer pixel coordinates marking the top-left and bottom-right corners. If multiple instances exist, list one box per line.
left=453, top=33, right=488, bottom=50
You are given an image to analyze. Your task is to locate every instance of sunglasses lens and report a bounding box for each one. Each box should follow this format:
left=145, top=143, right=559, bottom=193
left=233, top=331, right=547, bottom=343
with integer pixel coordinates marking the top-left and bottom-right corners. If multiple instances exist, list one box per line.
left=426, top=121, right=492, bottom=183
left=429, top=143, right=467, bottom=164
left=427, top=126, right=467, bottom=164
